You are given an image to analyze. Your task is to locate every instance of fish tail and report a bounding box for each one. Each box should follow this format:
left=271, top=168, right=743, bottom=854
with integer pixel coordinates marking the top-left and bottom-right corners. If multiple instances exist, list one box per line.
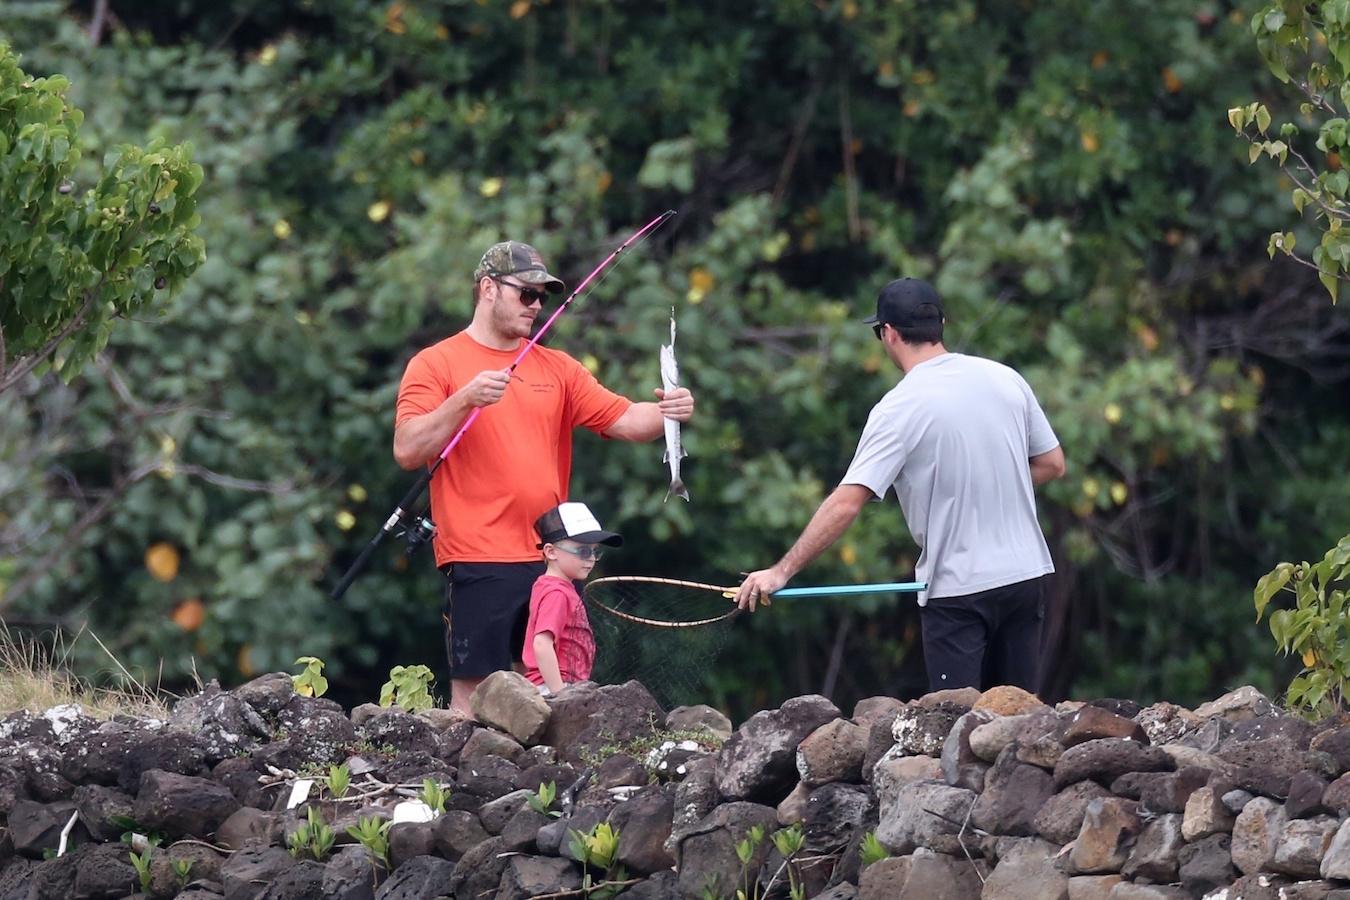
left=665, top=479, right=690, bottom=503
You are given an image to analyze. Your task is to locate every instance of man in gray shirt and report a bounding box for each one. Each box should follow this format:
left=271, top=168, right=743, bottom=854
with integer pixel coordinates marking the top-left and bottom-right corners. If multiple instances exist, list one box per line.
left=735, top=277, right=1066, bottom=693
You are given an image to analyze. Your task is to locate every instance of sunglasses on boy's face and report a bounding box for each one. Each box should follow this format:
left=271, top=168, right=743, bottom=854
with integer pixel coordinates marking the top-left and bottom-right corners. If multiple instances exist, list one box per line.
left=492, top=276, right=548, bottom=306
left=554, top=543, right=604, bottom=561
left=872, top=322, right=889, bottom=341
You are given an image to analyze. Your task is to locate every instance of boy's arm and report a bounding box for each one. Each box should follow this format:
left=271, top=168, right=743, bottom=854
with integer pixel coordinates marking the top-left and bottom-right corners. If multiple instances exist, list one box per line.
left=533, top=632, right=564, bottom=694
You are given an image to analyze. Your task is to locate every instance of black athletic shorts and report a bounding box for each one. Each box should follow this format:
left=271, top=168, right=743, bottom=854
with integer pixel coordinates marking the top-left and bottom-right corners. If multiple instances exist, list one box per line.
left=441, top=561, right=546, bottom=679
left=919, top=575, right=1047, bottom=693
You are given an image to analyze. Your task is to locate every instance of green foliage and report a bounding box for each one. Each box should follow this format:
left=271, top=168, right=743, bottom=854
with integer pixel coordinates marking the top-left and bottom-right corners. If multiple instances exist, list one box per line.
left=577, top=717, right=724, bottom=775
left=418, top=777, right=446, bottom=815
left=0, top=1, right=1345, bottom=719
left=734, top=824, right=767, bottom=900
left=859, top=830, right=891, bottom=868
left=109, top=815, right=164, bottom=849
left=1236, top=0, right=1350, bottom=300
left=0, top=43, right=205, bottom=390
left=527, top=780, right=561, bottom=818
left=1255, top=534, right=1350, bottom=717
left=127, top=846, right=152, bottom=893
left=286, top=806, right=335, bottom=862
left=291, top=657, right=328, bottom=699
left=325, top=763, right=350, bottom=800
left=345, top=815, right=391, bottom=869
left=171, top=858, right=192, bottom=888
left=378, top=664, right=434, bottom=712
left=567, top=821, right=628, bottom=899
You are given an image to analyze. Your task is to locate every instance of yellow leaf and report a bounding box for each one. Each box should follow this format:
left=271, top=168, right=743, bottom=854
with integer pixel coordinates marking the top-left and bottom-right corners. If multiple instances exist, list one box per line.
left=385, top=1, right=407, bottom=33
left=596, top=170, right=613, bottom=194
left=237, top=645, right=256, bottom=678
left=1162, top=67, right=1182, bottom=94
left=1081, top=478, right=1100, bottom=499
left=367, top=200, right=391, bottom=223
left=1303, top=649, right=1317, bottom=668
left=145, top=543, right=180, bottom=583
left=336, top=510, right=357, bottom=531
left=258, top=45, right=278, bottom=66
left=581, top=353, right=600, bottom=374
left=1081, top=132, right=1100, bottom=153
left=689, top=267, right=715, bottom=293
left=1091, top=51, right=1109, bottom=70
left=510, top=0, right=530, bottom=18
left=1103, top=402, right=1122, bottom=424
left=480, top=177, right=503, bottom=198
left=1109, top=482, right=1128, bottom=505
left=409, top=149, right=426, bottom=166
left=842, top=0, right=858, bottom=20
left=1219, top=394, right=1236, bottom=411
left=840, top=543, right=857, bottom=566
left=273, top=219, right=292, bottom=240
left=347, top=484, right=369, bottom=503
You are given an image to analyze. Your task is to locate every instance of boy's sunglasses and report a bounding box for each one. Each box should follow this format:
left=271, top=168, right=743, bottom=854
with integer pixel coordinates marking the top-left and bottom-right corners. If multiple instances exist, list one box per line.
left=555, top=543, right=604, bottom=561
left=492, top=276, right=548, bottom=306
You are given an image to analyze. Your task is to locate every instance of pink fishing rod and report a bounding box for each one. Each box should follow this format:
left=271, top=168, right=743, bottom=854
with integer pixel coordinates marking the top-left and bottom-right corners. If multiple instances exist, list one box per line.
left=332, top=210, right=677, bottom=600
left=434, top=209, right=676, bottom=462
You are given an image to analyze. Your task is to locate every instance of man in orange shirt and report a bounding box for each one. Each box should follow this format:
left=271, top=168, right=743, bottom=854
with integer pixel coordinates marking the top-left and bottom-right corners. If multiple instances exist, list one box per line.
left=393, top=241, right=695, bottom=714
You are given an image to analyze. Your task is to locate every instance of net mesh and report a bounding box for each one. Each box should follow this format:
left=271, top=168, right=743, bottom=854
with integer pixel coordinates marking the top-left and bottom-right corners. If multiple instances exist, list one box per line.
left=583, top=577, right=741, bottom=709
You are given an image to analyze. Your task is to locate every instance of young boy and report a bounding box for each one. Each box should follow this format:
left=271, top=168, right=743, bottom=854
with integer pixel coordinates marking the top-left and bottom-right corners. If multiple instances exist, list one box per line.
left=523, top=501, right=623, bottom=695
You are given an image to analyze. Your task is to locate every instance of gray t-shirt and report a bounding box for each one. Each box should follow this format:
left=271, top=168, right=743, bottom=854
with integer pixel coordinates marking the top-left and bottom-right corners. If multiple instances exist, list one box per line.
left=841, top=353, right=1059, bottom=604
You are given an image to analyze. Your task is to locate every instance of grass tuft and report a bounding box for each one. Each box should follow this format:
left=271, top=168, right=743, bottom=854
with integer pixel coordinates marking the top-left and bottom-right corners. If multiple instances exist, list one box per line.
left=0, top=623, right=171, bottom=721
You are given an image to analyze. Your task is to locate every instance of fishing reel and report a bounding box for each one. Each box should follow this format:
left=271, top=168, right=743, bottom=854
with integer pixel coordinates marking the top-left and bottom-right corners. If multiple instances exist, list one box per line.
left=397, top=514, right=436, bottom=559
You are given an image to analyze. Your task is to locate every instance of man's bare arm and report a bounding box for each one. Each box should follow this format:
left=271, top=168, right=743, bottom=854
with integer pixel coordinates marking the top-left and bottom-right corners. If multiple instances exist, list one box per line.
left=734, top=484, right=874, bottom=610
left=392, top=369, right=511, bottom=470
left=1029, top=445, right=1066, bottom=486
left=601, top=386, right=694, bottom=442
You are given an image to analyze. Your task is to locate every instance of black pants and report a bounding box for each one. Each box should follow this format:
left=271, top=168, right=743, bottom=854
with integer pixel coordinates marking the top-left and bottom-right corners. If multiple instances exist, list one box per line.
left=919, top=576, right=1046, bottom=693
left=441, top=561, right=545, bottom=679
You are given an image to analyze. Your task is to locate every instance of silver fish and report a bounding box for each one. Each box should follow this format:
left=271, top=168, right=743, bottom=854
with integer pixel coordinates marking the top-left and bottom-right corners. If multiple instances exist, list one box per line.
left=660, top=309, right=689, bottom=502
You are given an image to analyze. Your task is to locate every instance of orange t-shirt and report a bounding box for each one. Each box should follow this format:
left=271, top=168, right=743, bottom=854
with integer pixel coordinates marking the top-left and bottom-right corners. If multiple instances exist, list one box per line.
left=395, top=331, right=631, bottom=565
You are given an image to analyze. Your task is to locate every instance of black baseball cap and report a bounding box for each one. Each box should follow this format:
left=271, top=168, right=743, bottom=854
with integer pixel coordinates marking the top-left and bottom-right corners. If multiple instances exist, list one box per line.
left=534, top=501, right=624, bottom=548
left=864, top=277, right=945, bottom=328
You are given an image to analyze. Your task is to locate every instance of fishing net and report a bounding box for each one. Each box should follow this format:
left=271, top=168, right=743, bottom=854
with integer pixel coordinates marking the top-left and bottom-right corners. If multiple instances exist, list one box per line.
left=583, top=576, right=742, bottom=709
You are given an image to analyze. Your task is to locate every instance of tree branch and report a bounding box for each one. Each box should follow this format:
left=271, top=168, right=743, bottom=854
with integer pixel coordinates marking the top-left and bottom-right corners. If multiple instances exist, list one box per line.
left=0, top=290, right=99, bottom=394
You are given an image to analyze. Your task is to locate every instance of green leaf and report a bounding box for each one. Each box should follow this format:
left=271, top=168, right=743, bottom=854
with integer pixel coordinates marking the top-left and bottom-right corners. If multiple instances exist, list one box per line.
left=1255, top=562, right=1294, bottom=619
left=1256, top=105, right=1272, bottom=134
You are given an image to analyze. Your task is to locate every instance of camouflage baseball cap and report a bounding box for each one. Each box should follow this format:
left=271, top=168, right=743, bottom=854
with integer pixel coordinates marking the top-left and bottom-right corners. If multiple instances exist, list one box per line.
left=473, top=241, right=566, bottom=294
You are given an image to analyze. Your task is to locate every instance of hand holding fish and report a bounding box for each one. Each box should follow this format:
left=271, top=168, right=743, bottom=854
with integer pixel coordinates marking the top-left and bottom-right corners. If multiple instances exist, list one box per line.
left=653, top=385, right=694, bottom=421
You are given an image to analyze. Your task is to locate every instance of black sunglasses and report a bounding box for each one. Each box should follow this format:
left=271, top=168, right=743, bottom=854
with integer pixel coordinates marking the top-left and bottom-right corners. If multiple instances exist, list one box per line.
left=492, top=276, right=547, bottom=306
left=872, top=322, right=887, bottom=341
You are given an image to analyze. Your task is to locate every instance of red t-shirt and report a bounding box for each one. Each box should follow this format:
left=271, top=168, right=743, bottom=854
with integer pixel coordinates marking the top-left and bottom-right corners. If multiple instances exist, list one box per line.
left=395, top=331, right=631, bottom=565
left=522, top=575, right=596, bottom=686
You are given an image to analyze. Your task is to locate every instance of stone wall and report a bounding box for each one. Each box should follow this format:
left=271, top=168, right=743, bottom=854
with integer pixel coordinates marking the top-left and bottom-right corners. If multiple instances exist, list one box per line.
left=1, top=672, right=1347, bottom=899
